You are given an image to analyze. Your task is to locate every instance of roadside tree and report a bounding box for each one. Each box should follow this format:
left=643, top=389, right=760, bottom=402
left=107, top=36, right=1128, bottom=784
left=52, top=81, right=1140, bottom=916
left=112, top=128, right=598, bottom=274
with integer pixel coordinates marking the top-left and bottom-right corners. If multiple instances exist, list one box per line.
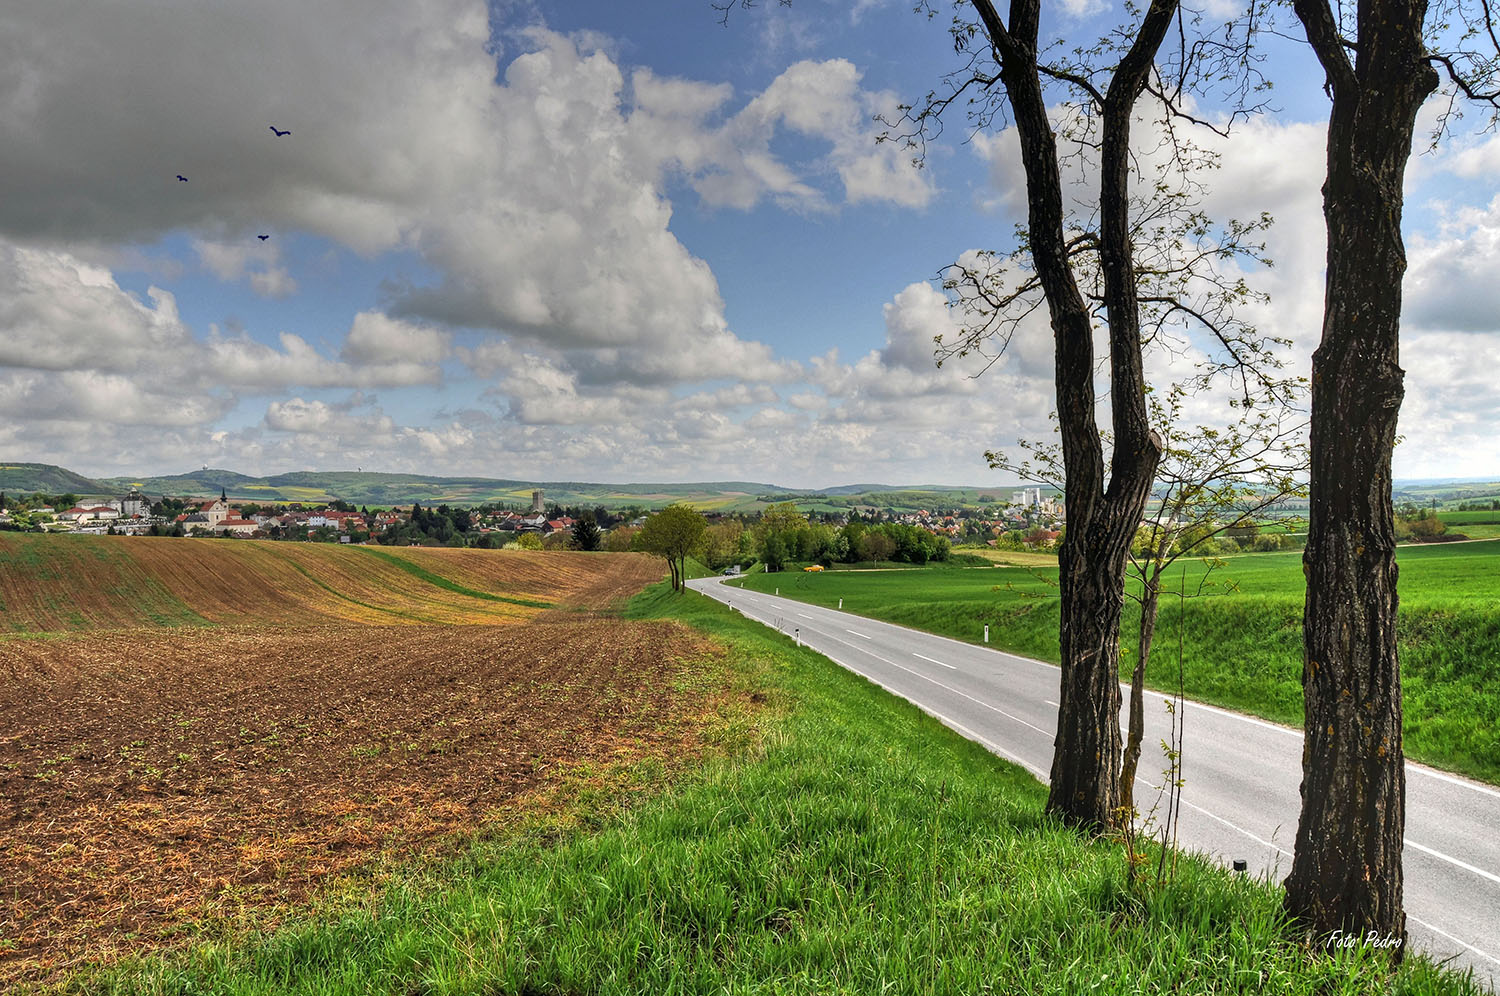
left=703, top=520, right=746, bottom=569
left=639, top=504, right=708, bottom=592
left=761, top=533, right=789, bottom=572
left=861, top=530, right=896, bottom=567
left=905, top=0, right=1285, bottom=829
left=1283, top=0, right=1498, bottom=945
left=603, top=525, right=639, bottom=552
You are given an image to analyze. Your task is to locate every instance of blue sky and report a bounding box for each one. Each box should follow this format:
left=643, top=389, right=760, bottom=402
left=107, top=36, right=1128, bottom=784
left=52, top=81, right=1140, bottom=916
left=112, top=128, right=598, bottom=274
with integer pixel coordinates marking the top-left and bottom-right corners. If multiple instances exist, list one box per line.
left=2, top=0, right=1498, bottom=487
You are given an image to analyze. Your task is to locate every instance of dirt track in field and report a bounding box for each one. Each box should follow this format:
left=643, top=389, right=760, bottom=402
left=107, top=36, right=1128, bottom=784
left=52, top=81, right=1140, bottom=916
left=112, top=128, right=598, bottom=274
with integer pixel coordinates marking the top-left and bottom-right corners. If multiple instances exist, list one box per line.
left=0, top=619, right=723, bottom=978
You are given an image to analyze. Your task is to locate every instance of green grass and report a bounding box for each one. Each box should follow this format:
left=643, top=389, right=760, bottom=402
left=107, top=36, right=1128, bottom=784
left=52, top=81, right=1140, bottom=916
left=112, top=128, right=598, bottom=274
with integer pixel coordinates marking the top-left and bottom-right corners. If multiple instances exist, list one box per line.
left=732, top=543, right=1500, bottom=784
left=1436, top=512, right=1500, bottom=539
left=682, top=555, right=717, bottom=581
left=1439, top=510, right=1500, bottom=525
left=50, top=583, right=1483, bottom=996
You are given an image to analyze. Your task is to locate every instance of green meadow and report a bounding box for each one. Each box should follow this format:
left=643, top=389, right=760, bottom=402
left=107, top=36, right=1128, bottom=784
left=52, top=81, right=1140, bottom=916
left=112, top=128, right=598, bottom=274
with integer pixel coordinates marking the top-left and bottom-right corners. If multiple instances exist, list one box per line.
left=730, top=542, right=1500, bottom=784
left=58, top=583, right=1483, bottom=996
left=1440, top=511, right=1500, bottom=539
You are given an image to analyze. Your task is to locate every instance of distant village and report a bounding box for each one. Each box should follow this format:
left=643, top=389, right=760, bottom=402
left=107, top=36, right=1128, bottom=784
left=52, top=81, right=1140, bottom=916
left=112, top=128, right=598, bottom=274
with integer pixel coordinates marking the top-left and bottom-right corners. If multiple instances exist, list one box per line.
left=0, top=484, right=1068, bottom=551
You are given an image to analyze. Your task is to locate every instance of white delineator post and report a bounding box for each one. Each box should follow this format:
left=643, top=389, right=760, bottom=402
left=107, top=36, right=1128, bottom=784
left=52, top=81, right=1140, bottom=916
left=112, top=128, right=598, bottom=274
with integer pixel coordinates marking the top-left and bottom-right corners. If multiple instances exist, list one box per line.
left=984, top=624, right=989, bottom=643
left=838, top=598, right=843, bottom=609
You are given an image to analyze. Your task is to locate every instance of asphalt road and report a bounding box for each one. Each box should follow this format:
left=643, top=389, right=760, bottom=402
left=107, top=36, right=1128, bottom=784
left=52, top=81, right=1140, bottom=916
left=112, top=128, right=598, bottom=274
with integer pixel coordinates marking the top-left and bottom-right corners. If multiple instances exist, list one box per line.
left=689, top=574, right=1500, bottom=990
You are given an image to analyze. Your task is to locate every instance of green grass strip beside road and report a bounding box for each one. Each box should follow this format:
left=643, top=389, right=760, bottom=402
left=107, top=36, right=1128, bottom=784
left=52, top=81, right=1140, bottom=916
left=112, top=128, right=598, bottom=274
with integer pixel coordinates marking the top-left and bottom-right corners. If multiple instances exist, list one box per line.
left=728, top=542, right=1500, bottom=785
left=65, top=582, right=1483, bottom=996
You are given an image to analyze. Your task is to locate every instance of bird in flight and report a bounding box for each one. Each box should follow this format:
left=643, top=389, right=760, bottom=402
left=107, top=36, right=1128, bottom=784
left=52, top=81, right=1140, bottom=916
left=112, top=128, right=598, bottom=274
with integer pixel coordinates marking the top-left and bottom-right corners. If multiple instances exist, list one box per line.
left=257, top=234, right=269, bottom=241
left=176, top=174, right=188, bottom=182
left=269, top=125, right=290, bottom=137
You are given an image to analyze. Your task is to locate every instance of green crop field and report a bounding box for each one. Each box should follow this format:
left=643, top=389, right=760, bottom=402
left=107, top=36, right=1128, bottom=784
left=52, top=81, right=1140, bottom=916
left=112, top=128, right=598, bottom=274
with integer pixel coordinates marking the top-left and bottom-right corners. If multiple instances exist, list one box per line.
left=1439, top=511, right=1500, bottom=538
left=1440, top=511, right=1500, bottom=525
left=730, top=542, right=1500, bottom=784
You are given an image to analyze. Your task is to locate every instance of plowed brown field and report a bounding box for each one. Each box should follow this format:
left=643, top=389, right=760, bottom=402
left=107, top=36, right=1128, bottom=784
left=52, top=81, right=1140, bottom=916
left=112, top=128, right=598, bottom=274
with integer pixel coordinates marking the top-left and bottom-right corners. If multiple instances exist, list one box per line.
left=0, top=620, right=724, bottom=979
left=0, top=534, right=663, bottom=632
left=0, top=535, right=710, bottom=982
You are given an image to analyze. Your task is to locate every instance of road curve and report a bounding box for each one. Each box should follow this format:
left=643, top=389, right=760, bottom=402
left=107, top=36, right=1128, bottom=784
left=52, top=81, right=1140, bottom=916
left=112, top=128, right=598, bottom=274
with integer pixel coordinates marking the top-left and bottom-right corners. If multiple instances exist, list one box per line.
left=689, top=575, right=1500, bottom=990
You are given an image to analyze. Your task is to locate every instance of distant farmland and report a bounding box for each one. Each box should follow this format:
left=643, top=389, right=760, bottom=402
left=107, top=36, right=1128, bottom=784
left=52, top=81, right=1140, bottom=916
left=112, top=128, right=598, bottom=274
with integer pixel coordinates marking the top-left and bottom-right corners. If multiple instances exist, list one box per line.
left=0, top=534, right=660, bottom=632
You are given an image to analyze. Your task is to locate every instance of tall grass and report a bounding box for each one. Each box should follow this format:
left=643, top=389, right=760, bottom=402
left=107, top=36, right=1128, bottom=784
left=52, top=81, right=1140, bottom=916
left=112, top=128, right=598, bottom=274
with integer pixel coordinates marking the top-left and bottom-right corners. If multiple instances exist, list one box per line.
left=56, top=584, right=1485, bottom=995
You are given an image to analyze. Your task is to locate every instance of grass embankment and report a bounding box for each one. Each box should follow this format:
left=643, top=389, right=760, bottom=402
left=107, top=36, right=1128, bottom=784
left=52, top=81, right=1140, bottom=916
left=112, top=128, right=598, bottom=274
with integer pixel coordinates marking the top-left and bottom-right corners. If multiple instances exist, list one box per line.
left=731, top=541, right=1500, bottom=784
left=56, top=584, right=1482, bottom=996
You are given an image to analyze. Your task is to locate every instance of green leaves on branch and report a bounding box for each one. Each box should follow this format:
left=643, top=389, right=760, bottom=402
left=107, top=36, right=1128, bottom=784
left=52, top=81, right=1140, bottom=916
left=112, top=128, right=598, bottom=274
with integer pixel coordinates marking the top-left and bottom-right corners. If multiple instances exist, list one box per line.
left=638, top=504, right=708, bottom=592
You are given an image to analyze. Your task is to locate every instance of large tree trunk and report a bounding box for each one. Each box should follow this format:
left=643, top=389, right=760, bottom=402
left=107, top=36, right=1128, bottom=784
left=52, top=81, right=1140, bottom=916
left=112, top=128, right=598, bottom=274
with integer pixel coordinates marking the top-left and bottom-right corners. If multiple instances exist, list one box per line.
left=1119, top=574, right=1161, bottom=816
left=1284, top=0, right=1438, bottom=948
left=1049, top=524, right=1129, bottom=827
left=976, top=0, right=1168, bottom=830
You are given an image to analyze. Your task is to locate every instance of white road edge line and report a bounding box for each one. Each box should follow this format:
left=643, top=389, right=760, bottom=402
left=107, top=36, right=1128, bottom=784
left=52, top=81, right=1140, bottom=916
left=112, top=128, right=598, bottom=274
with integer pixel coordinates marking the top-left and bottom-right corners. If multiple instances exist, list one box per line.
left=708, top=578, right=1500, bottom=804
left=817, top=654, right=1048, bottom=781
left=1409, top=766, right=1500, bottom=801
left=913, top=652, right=957, bottom=670
left=815, top=630, right=1053, bottom=739
left=1409, top=914, right=1500, bottom=969
left=1406, top=839, right=1500, bottom=887
left=701, top=580, right=1499, bottom=976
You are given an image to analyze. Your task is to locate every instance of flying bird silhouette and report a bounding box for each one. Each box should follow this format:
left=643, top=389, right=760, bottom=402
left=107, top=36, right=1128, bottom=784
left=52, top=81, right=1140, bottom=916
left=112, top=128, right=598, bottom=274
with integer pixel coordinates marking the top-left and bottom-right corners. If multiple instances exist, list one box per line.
left=269, top=125, right=290, bottom=137
left=176, top=174, right=188, bottom=182
left=257, top=234, right=269, bottom=241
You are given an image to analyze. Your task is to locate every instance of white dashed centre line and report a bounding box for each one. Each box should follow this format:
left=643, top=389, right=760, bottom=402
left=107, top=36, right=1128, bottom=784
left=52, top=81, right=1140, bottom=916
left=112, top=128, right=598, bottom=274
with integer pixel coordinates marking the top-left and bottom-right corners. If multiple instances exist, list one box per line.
left=913, top=652, right=957, bottom=670
left=846, top=629, right=871, bottom=639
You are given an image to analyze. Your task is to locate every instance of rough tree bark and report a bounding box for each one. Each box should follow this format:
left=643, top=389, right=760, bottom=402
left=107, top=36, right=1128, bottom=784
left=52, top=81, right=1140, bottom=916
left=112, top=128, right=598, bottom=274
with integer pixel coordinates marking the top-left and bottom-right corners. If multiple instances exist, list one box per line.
left=1118, top=577, right=1161, bottom=815
left=975, top=0, right=1168, bottom=830
left=1283, top=0, right=1439, bottom=948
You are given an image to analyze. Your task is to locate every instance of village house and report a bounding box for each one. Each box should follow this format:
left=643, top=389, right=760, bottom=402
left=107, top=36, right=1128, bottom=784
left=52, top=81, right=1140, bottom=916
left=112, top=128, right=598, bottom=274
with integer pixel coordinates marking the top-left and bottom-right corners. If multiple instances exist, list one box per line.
left=214, top=516, right=259, bottom=537
left=187, top=492, right=231, bottom=528
left=58, top=505, right=121, bottom=524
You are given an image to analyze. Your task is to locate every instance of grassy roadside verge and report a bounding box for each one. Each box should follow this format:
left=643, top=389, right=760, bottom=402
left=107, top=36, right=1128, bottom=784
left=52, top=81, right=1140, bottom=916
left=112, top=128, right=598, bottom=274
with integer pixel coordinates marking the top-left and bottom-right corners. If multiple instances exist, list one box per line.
left=50, top=582, right=1483, bottom=995
left=726, top=551, right=1500, bottom=785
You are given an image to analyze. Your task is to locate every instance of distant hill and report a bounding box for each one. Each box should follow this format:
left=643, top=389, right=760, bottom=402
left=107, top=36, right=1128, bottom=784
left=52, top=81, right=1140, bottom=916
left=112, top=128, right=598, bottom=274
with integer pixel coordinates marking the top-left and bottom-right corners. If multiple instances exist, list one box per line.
left=88, top=469, right=817, bottom=509
left=0, top=462, right=106, bottom=496
left=2, top=461, right=1019, bottom=511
